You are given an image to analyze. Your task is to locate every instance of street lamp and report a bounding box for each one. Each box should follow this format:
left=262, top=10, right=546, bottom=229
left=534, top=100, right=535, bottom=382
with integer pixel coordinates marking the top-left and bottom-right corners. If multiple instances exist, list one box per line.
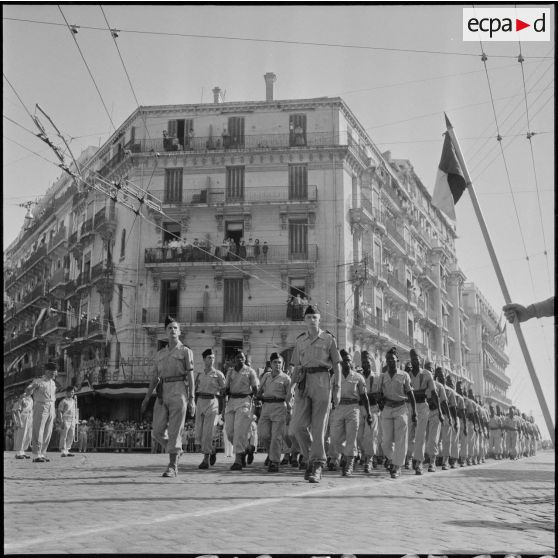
left=19, top=201, right=37, bottom=231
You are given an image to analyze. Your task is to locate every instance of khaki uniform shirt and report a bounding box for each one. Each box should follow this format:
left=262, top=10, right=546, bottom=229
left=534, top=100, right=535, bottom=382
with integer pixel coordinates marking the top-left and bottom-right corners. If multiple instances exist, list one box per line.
left=334, top=370, right=367, bottom=401
left=152, top=341, right=194, bottom=397
left=364, top=371, right=382, bottom=394
left=432, top=380, right=448, bottom=404
left=409, top=368, right=435, bottom=396
left=58, top=396, right=77, bottom=421
left=26, top=376, right=56, bottom=405
left=445, top=385, right=457, bottom=408
left=196, top=367, right=226, bottom=395
left=379, top=370, right=412, bottom=402
left=225, top=364, right=259, bottom=395
left=259, top=371, right=291, bottom=400
left=489, top=416, right=502, bottom=429
left=290, top=329, right=341, bottom=369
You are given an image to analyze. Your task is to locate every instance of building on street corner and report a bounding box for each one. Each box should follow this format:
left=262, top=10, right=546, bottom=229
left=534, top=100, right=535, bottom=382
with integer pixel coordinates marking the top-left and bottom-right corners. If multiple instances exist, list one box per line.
left=3, top=73, right=512, bottom=421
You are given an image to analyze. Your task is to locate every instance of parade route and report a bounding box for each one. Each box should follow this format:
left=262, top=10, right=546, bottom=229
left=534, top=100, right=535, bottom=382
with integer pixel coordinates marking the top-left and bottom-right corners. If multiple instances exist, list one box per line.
left=4, top=450, right=554, bottom=555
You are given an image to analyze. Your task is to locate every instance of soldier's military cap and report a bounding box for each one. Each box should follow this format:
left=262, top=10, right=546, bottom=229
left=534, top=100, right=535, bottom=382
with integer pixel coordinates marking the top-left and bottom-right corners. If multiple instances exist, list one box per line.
left=45, top=361, right=58, bottom=371
left=339, top=349, right=351, bottom=360
left=269, top=352, right=282, bottom=362
left=445, top=374, right=454, bottom=387
left=202, top=348, right=214, bottom=358
left=304, top=304, right=320, bottom=316
left=164, top=315, right=178, bottom=329
left=65, top=386, right=74, bottom=393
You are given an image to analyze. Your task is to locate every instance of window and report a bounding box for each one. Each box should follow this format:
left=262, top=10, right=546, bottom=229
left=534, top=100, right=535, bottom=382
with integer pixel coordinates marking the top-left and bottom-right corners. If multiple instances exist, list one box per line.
left=120, top=229, right=126, bottom=259
left=83, top=252, right=91, bottom=281
left=163, top=222, right=181, bottom=244
left=288, top=164, right=308, bottom=201
left=288, top=219, right=308, bottom=260
left=164, top=168, right=183, bottom=203
left=224, top=278, right=243, bottom=322
left=227, top=117, right=245, bottom=148
left=117, top=285, right=124, bottom=315
left=168, top=119, right=193, bottom=149
left=289, top=114, right=307, bottom=146
left=373, top=241, right=381, bottom=272
left=160, top=280, right=179, bottom=323
left=226, top=167, right=245, bottom=201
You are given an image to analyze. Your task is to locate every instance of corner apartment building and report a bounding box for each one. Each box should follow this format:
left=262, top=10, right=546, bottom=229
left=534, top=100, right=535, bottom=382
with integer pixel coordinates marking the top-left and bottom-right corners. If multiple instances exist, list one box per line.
left=462, top=282, right=513, bottom=411
left=5, top=73, right=504, bottom=420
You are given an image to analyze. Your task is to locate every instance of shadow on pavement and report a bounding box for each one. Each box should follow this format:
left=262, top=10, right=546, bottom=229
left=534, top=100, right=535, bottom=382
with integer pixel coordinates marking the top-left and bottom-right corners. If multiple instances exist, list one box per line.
left=458, top=468, right=554, bottom=483
left=445, top=518, right=554, bottom=532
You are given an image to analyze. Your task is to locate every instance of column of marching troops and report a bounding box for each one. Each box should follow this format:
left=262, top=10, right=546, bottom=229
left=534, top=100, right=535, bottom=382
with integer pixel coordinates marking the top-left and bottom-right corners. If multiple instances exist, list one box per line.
left=11, top=308, right=543, bottom=480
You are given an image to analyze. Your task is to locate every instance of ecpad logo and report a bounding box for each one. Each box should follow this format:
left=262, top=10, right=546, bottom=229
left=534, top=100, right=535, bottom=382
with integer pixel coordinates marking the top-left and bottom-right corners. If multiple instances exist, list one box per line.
left=463, top=8, right=550, bottom=42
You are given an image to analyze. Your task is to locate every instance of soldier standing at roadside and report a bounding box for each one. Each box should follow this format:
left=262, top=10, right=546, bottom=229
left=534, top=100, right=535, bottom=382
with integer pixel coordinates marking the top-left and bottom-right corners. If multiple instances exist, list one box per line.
left=141, top=316, right=196, bottom=477
left=57, top=386, right=77, bottom=457
left=378, top=347, right=417, bottom=479
left=290, top=305, right=342, bottom=484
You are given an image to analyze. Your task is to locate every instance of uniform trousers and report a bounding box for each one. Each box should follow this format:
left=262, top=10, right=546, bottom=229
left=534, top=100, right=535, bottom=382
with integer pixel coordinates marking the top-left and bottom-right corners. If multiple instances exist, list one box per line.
left=425, top=409, right=442, bottom=459
left=330, top=404, right=360, bottom=457
left=479, top=433, right=487, bottom=460
left=194, top=397, right=219, bottom=454
left=357, top=404, right=379, bottom=458
left=258, top=402, right=288, bottom=462
left=448, top=417, right=460, bottom=459
left=224, top=396, right=253, bottom=455
left=439, top=416, right=452, bottom=461
left=78, top=432, right=88, bottom=452
left=14, top=412, right=33, bottom=454
left=408, top=402, right=429, bottom=462
left=292, top=371, right=331, bottom=465
left=489, top=429, right=502, bottom=456
left=152, top=393, right=187, bottom=455
left=467, top=420, right=478, bottom=458
left=380, top=404, right=408, bottom=467
left=59, top=420, right=75, bottom=453
left=459, top=419, right=469, bottom=459
left=32, top=402, right=55, bottom=458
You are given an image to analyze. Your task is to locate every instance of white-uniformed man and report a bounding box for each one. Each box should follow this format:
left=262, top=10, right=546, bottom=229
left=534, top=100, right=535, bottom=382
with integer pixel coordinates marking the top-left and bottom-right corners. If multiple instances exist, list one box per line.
left=12, top=393, right=33, bottom=459
left=57, top=386, right=77, bottom=457
left=23, top=360, right=58, bottom=463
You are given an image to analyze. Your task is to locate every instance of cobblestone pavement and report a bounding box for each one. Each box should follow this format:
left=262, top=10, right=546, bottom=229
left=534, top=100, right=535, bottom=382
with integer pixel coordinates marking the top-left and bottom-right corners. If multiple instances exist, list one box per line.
left=4, top=450, right=554, bottom=555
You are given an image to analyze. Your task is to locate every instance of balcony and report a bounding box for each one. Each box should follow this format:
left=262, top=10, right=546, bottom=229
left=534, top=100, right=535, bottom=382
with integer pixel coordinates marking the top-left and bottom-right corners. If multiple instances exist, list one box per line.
left=142, top=304, right=306, bottom=326
left=385, top=220, right=406, bottom=253
left=355, top=313, right=413, bottom=348
left=14, top=245, right=48, bottom=282
left=484, top=389, right=512, bottom=407
left=76, top=271, right=92, bottom=291
left=426, top=307, right=439, bottom=327
left=48, top=267, right=70, bottom=296
left=94, top=206, right=117, bottom=237
left=4, top=366, right=41, bottom=388
left=80, top=218, right=95, bottom=244
left=144, top=243, right=318, bottom=266
left=68, top=230, right=79, bottom=248
left=97, top=148, right=128, bottom=178
left=386, top=273, right=408, bottom=300
left=483, top=365, right=512, bottom=387
left=40, top=313, right=67, bottom=336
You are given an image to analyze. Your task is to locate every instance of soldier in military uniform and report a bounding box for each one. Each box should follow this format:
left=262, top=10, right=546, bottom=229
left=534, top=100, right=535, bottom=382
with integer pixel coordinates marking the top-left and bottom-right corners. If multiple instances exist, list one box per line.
left=488, top=404, right=503, bottom=459
left=329, top=350, right=372, bottom=477
left=23, top=360, right=58, bottom=462
left=424, top=362, right=447, bottom=472
left=433, top=367, right=455, bottom=471
left=465, top=388, right=481, bottom=465
left=406, top=348, right=440, bottom=475
left=356, top=350, right=382, bottom=472
left=141, top=316, right=195, bottom=477
left=378, top=347, right=417, bottom=479
left=57, top=386, right=78, bottom=457
left=224, top=349, right=259, bottom=470
left=290, top=305, right=342, bottom=484
left=477, top=397, right=489, bottom=463
left=194, top=348, right=226, bottom=469
left=12, top=393, right=33, bottom=459
left=257, top=352, right=291, bottom=472
left=452, top=378, right=468, bottom=467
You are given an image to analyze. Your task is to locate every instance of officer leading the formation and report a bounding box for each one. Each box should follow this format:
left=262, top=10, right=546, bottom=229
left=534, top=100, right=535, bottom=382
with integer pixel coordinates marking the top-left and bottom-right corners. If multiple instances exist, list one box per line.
left=141, top=316, right=196, bottom=477
left=290, top=305, right=342, bottom=484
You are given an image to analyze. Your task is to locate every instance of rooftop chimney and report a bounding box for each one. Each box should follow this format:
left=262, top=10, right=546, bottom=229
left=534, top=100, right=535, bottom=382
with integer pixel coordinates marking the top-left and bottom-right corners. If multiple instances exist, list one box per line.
left=264, top=72, right=277, bottom=101
left=212, top=87, right=222, bottom=104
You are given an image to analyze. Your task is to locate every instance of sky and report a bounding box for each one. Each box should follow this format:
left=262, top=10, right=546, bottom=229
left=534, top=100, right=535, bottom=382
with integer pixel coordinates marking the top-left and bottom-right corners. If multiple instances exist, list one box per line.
left=3, top=3, right=555, bottom=437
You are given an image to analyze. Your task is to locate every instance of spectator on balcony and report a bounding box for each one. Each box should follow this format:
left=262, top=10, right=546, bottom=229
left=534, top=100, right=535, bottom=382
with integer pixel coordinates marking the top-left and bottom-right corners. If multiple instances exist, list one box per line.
left=294, top=124, right=305, bottom=146
left=262, top=241, right=269, bottom=263
left=286, top=295, right=295, bottom=319
left=254, top=239, right=261, bottom=262
left=187, top=127, right=195, bottom=149
left=222, top=127, right=230, bottom=149
left=220, top=237, right=230, bottom=261
left=246, top=238, right=255, bottom=261
left=238, top=239, right=247, bottom=260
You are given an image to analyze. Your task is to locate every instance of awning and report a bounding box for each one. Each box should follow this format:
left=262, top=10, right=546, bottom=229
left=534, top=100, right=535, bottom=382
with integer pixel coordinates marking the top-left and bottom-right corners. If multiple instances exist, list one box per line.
left=55, top=384, right=96, bottom=400
left=92, top=383, right=149, bottom=399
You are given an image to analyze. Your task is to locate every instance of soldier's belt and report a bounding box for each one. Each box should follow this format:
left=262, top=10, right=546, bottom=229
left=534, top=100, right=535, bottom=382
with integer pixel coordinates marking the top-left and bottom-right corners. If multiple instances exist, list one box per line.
left=229, top=393, right=252, bottom=398
left=361, top=393, right=379, bottom=405
left=384, top=399, right=407, bottom=408
left=303, top=367, right=330, bottom=374
left=489, top=427, right=500, bottom=430
left=161, top=375, right=188, bottom=383
left=262, top=397, right=286, bottom=403
left=414, top=391, right=427, bottom=403
left=466, top=413, right=475, bottom=421
left=339, top=398, right=359, bottom=405
left=197, top=393, right=216, bottom=399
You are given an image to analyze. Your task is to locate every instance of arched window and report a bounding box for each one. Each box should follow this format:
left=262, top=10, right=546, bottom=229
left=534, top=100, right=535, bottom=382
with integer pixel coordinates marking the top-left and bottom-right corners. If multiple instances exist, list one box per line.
left=120, top=229, right=126, bottom=259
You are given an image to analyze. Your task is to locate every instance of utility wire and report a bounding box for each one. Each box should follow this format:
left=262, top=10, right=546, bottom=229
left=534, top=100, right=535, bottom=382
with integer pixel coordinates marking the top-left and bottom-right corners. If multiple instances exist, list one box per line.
left=3, top=16, right=554, bottom=59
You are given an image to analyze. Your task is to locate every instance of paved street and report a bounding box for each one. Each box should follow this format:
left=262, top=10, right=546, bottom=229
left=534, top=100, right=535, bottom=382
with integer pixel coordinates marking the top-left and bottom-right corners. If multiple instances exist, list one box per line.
left=4, top=449, right=554, bottom=555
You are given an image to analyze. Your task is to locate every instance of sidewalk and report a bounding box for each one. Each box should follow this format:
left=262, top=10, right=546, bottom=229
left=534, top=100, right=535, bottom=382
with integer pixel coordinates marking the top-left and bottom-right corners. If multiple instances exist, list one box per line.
left=4, top=450, right=555, bottom=555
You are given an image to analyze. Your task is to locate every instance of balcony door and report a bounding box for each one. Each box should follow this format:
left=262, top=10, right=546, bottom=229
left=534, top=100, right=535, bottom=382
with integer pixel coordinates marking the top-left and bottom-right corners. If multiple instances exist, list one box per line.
left=160, top=280, right=179, bottom=323
left=224, top=278, right=243, bottom=322
left=288, top=219, right=308, bottom=260
left=227, top=117, right=245, bottom=148
left=288, top=164, right=308, bottom=201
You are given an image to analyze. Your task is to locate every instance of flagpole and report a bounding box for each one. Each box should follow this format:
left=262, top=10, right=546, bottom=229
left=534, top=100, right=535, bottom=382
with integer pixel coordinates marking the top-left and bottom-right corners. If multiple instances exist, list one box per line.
left=444, top=113, right=554, bottom=445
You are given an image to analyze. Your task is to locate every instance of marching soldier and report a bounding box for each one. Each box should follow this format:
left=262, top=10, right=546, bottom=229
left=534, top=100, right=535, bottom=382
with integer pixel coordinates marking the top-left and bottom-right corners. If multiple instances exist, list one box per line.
left=141, top=316, right=196, bottom=477
left=329, top=350, right=372, bottom=477
left=433, top=367, right=456, bottom=470
left=290, top=305, right=342, bottom=484
left=464, top=388, right=480, bottom=465
left=424, top=362, right=447, bottom=472
left=57, top=386, right=78, bottom=457
left=378, top=347, right=417, bottom=479
left=224, top=349, right=259, bottom=470
left=453, top=379, right=468, bottom=467
left=194, top=348, right=226, bottom=469
left=257, top=352, right=291, bottom=472
left=488, top=405, right=503, bottom=459
left=406, top=348, right=439, bottom=475
left=12, top=393, right=33, bottom=459
left=23, top=360, right=58, bottom=463
left=502, top=406, right=519, bottom=459
left=356, top=350, right=382, bottom=472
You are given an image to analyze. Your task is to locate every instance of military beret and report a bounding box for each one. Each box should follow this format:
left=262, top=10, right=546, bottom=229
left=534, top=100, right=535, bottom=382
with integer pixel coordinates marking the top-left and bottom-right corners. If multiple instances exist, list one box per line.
left=233, top=348, right=245, bottom=356
left=45, top=361, right=58, bottom=371
left=65, top=386, right=74, bottom=393
left=339, top=349, right=350, bottom=360
left=164, top=315, right=178, bottom=329
left=269, top=352, right=282, bottom=362
left=409, top=348, right=418, bottom=357
left=202, top=348, right=214, bottom=358
left=304, top=304, right=320, bottom=316
left=386, top=346, right=398, bottom=358
left=361, top=350, right=370, bottom=358
left=445, top=375, right=454, bottom=387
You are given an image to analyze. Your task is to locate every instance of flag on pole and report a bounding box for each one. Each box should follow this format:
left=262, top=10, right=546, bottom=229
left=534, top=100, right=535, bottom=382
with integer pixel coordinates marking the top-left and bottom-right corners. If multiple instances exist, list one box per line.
left=432, top=131, right=467, bottom=220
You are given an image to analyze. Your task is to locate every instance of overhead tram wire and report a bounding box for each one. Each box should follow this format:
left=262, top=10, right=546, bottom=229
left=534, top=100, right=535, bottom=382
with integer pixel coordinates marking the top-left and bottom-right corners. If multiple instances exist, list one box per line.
left=57, top=5, right=116, bottom=133
left=3, top=16, right=554, bottom=59
left=517, top=39, right=553, bottom=295
left=3, top=73, right=36, bottom=123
